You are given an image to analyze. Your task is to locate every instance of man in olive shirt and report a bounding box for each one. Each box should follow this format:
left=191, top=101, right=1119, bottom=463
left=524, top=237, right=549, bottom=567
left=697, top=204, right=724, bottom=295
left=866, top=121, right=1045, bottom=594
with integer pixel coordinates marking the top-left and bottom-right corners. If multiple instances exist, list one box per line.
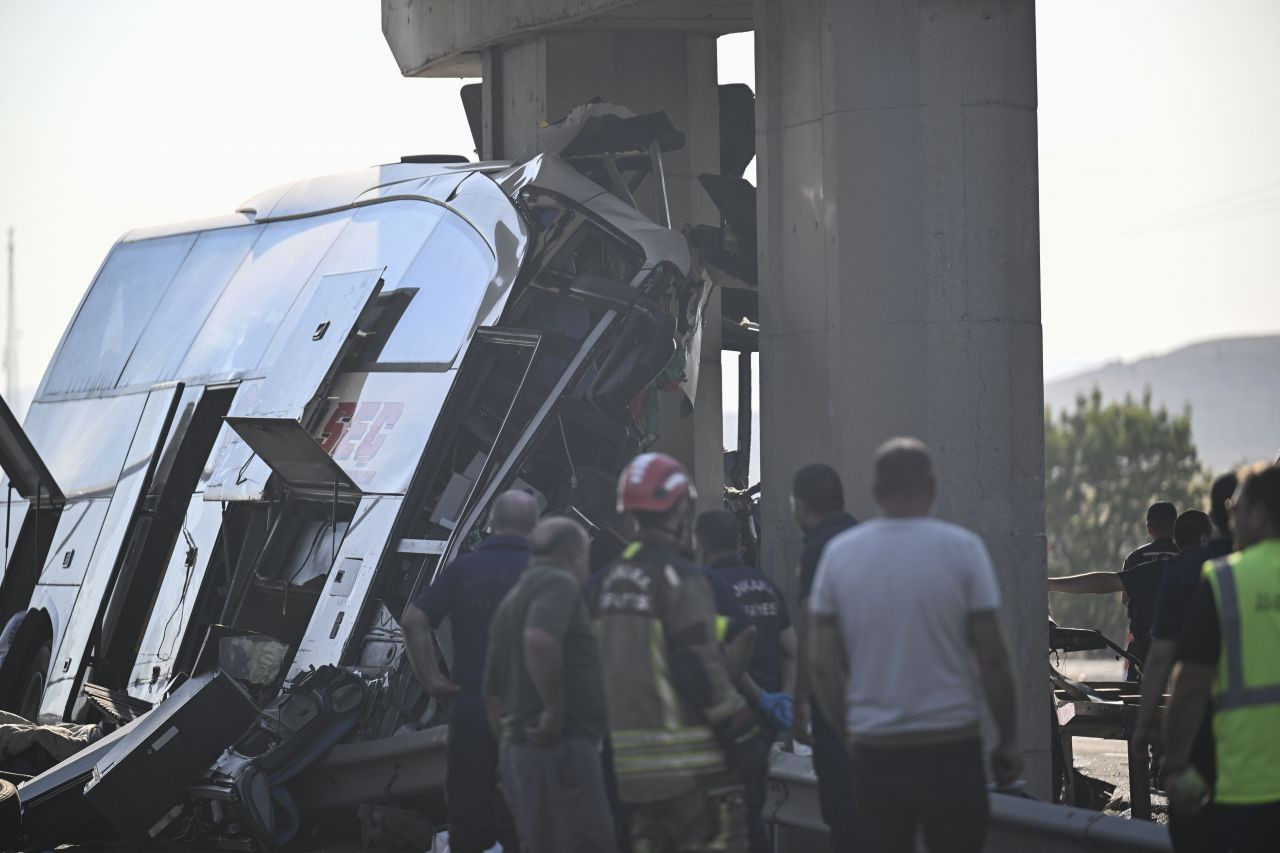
left=484, top=517, right=615, bottom=853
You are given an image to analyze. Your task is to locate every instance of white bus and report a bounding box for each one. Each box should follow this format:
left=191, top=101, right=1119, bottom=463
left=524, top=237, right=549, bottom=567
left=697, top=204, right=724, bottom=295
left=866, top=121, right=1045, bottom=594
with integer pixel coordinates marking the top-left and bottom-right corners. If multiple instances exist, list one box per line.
left=0, top=138, right=708, bottom=737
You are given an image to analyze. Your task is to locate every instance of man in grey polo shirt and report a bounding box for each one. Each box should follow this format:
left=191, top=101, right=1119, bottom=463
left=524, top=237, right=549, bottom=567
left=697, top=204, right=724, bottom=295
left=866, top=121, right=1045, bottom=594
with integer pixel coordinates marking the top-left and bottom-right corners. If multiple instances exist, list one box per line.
left=809, top=438, right=1021, bottom=853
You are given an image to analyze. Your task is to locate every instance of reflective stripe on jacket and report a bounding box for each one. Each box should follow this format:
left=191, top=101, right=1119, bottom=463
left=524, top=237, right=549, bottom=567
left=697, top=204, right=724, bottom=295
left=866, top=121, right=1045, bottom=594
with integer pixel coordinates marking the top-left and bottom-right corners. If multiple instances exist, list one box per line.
left=591, top=533, right=743, bottom=803
left=1204, top=539, right=1280, bottom=804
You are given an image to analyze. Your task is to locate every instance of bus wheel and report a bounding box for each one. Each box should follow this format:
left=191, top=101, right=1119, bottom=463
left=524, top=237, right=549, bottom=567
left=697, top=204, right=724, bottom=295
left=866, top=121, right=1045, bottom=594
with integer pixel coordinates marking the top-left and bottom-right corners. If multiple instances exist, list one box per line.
left=16, top=642, right=50, bottom=723
left=0, top=778, right=17, bottom=840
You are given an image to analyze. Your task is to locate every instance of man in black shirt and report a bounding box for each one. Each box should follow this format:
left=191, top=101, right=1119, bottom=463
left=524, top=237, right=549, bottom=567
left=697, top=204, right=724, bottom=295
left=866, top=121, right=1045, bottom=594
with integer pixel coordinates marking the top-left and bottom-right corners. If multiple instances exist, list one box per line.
left=1123, top=502, right=1183, bottom=569
left=402, top=490, right=538, bottom=853
left=1123, top=510, right=1212, bottom=667
left=1048, top=501, right=1182, bottom=676
left=1132, top=475, right=1237, bottom=852
left=698, top=510, right=796, bottom=708
left=791, top=463, right=857, bottom=851
left=698, top=509, right=795, bottom=853
left=1130, top=510, right=1213, bottom=636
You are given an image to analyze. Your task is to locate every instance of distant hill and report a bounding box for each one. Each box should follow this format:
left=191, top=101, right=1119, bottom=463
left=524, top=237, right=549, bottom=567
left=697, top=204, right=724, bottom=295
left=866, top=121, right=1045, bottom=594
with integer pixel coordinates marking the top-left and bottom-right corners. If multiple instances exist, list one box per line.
left=1045, top=334, right=1280, bottom=473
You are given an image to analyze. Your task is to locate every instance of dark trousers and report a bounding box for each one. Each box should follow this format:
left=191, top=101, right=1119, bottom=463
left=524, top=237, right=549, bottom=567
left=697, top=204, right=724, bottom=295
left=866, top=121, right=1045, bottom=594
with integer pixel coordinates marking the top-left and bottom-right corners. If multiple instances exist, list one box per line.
left=811, top=705, right=855, bottom=852
left=849, top=738, right=989, bottom=853
left=743, top=730, right=774, bottom=853
left=499, top=738, right=617, bottom=853
left=1217, top=801, right=1280, bottom=853
left=446, top=717, right=518, bottom=853
left=1170, top=804, right=1224, bottom=853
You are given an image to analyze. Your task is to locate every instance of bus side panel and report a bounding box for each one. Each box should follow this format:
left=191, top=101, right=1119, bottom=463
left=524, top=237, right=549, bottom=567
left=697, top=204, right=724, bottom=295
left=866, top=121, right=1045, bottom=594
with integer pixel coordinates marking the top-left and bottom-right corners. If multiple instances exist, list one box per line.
left=287, top=495, right=402, bottom=680
left=126, top=493, right=224, bottom=704
left=21, top=500, right=108, bottom=722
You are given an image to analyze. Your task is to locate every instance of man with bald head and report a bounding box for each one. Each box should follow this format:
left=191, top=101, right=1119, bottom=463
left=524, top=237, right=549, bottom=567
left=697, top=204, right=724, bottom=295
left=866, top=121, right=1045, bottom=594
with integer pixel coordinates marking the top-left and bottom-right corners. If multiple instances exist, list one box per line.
left=484, top=516, right=614, bottom=852
left=402, top=489, right=538, bottom=853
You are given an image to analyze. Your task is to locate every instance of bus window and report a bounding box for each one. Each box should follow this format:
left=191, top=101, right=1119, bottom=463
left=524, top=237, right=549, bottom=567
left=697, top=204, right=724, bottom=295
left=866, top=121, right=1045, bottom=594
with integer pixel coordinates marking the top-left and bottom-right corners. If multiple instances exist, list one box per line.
left=43, top=235, right=195, bottom=396
left=119, top=225, right=264, bottom=388
left=176, top=213, right=348, bottom=383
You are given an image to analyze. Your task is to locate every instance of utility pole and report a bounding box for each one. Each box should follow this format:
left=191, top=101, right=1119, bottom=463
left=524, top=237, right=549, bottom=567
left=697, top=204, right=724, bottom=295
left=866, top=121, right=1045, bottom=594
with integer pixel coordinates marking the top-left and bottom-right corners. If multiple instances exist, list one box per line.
left=5, top=227, right=15, bottom=405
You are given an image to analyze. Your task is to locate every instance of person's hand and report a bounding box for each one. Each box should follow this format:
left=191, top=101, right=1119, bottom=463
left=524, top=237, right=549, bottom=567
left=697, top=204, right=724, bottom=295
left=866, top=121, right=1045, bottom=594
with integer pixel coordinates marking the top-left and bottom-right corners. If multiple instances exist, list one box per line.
left=525, top=706, right=564, bottom=746
left=791, top=699, right=813, bottom=747
left=990, top=740, right=1024, bottom=787
left=1165, top=766, right=1211, bottom=816
left=759, top=692, right=795, bottom=731
left=424, top=673, right=461, bottom=704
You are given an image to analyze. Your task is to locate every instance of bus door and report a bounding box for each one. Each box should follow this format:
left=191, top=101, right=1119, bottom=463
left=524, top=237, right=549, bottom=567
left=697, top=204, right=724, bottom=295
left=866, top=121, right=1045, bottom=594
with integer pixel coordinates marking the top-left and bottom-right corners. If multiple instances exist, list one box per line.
left=204, top=269, right=385, bottom=503
left=88, top=383, right=238, bottom=697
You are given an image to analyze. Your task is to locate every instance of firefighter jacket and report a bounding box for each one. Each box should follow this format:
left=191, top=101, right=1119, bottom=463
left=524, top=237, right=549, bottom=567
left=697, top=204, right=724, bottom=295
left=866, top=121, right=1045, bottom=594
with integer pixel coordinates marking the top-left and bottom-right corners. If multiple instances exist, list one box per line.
left=590, top=530, right=746, bottom=803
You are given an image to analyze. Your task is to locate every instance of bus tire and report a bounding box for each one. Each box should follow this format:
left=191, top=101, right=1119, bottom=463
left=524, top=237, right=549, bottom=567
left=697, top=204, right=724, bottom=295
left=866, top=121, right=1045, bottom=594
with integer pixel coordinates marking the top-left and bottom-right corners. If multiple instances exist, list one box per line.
left=0, top=778, right=18, bottom=845
left=15, top=642, right=51, bottom=723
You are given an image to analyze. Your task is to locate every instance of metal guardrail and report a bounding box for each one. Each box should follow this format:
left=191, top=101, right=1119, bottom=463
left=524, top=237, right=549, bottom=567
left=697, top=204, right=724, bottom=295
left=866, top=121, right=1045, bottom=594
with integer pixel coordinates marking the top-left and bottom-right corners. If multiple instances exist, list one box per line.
left=292, top=726, right=449, bottom=809
left=291, top=728, right=1171, bottom=852
left=766, top=750, right=1172, bottom=853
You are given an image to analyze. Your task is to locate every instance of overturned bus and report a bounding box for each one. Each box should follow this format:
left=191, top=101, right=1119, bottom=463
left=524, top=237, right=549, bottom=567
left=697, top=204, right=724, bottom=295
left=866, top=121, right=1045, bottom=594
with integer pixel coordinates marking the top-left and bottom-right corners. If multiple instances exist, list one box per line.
left=0, top=110, right=732, bottom=783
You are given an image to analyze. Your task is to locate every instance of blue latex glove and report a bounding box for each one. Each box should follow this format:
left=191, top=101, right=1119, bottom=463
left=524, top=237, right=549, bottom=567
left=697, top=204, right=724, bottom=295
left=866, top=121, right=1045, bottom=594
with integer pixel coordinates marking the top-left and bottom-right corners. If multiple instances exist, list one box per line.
left=758, top=691, right=794, bottom=731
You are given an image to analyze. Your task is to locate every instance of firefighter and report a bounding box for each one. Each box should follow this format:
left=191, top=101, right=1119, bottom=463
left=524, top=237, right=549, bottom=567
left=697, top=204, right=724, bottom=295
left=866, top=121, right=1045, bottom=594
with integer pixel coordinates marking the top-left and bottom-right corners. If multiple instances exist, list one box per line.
left=591, top=453, right=768, bottom=853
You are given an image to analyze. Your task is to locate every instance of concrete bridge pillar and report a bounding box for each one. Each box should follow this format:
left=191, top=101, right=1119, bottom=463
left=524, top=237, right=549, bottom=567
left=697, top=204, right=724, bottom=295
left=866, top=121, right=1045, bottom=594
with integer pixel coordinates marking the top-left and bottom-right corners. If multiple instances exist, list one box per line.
left=754, top=0, right=1049, bottom=791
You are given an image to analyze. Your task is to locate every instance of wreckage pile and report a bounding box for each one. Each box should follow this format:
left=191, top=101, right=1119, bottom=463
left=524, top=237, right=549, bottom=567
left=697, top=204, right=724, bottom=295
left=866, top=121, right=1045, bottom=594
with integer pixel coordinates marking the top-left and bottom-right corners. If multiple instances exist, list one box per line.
left=7, top=662, right=377, bottom=850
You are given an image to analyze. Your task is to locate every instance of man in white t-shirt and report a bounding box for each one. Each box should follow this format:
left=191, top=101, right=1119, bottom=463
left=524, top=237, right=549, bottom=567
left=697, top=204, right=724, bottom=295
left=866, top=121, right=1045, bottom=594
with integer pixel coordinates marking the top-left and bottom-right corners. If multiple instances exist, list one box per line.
left=808, top=437, right=1021, bottom=853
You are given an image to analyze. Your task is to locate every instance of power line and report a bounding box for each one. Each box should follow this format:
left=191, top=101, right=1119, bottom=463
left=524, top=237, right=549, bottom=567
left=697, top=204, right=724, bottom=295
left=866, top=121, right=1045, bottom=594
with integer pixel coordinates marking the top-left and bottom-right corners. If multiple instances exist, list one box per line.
left=1136, top=180, right=1280, bottom=234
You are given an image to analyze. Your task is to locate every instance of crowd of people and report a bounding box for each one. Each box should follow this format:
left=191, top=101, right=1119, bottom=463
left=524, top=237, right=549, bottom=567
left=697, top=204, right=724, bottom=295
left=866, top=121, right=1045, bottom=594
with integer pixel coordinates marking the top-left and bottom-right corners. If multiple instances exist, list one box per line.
left=1050, top=462, right=1280, bottom=852
left=400, top=439, right=1280, bottom=853
left=401, top=437, right=1025, bottom=853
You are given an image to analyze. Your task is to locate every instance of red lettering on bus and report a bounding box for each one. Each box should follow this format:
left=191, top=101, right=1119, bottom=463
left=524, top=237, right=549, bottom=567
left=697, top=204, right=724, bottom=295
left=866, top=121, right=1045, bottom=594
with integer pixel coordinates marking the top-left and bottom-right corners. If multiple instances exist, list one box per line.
left=333, top=402, right=379, bottom=461
left=318, top=402, right=356, bottom=453
left=355, top=402, right=403, bottom=464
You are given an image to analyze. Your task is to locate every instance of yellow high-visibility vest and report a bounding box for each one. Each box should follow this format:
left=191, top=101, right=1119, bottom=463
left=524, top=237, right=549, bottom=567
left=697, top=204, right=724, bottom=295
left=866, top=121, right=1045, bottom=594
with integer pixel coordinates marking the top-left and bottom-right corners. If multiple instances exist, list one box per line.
left=1204, top=539, right=1280, bottom=805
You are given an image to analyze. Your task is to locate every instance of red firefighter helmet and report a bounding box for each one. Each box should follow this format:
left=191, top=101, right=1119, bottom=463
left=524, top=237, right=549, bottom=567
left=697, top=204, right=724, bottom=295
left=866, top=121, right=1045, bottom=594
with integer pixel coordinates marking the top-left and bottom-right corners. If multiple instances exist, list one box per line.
left=616, top=453, right=696, bottom=514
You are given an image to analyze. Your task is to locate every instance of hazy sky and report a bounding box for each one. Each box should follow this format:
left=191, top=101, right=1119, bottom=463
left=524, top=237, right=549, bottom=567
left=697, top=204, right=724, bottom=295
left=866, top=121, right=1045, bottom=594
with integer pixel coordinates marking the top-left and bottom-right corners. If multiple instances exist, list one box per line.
left=1, top=0, right=1277, bottom=417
